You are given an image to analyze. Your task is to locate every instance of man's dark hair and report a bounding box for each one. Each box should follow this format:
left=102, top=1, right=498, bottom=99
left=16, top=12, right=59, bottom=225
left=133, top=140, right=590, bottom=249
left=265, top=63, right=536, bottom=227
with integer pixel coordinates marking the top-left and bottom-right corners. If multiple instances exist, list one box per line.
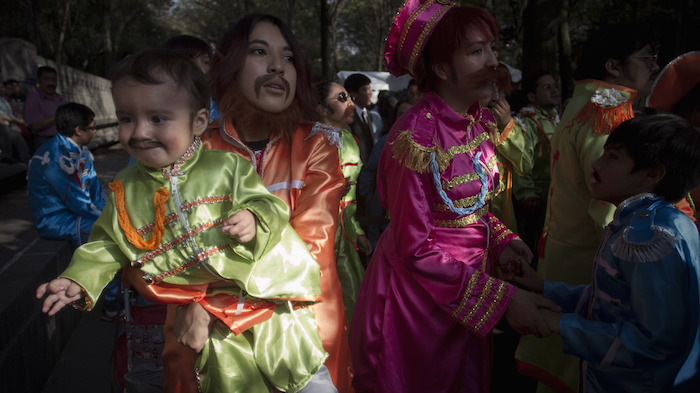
left=344, top=73, right=371, bottom=94
left=521, top=70, right=551, bottom=95
left=37, top=66, right=57, bottom=78
left=3, top=79, right=19, bottom=87
left=112, top=49, right=210, bottom=115
left=575, top=23, right=656, bottom=81
left=55, top=103, right=95, bottom=137
left=606, top=114, right=700, bottom=202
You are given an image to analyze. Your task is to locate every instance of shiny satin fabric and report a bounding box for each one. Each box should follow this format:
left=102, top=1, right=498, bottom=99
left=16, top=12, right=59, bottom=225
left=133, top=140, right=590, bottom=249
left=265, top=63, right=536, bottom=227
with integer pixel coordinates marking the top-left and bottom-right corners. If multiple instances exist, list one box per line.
left=198, top=304, right=327, bottom=393
left=489, top=117, right=535, bottom=232
left=201, top=120, right=354, bottom=392
left=512, top=105, right=560, bottom=203
left=350, top=93, right=517, bottom=393
left=335, top=129, right=367, bottom=325
left=59, top=143, right=327, bottom=391
left=26, top=133, right=107, bottom=248
left=546, top=194, right=700, bottom=392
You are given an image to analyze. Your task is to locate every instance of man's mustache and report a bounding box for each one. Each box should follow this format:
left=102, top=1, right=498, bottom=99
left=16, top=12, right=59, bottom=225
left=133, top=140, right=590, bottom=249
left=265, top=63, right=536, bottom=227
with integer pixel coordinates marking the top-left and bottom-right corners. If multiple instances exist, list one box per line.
left=254, top=74, right=291, bottom=101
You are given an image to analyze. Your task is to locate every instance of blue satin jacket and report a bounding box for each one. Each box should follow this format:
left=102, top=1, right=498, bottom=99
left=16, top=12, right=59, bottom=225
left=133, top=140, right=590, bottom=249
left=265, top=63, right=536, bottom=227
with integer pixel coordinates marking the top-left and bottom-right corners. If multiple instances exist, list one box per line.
left=546, top=193, right=700, bottom=393
left=27, top=133, right=106, bottom=248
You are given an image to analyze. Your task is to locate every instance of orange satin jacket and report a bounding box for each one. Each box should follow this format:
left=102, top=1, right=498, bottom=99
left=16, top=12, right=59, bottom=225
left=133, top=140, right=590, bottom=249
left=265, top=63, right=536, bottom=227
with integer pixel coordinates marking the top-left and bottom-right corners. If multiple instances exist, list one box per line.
left=201, top=119, right=355, bottom=393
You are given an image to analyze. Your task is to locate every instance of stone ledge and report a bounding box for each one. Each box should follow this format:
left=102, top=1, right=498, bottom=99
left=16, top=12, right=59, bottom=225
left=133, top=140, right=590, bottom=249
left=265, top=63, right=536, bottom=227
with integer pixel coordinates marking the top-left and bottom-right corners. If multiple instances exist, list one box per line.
left=0, top=238, right=81, bottom=393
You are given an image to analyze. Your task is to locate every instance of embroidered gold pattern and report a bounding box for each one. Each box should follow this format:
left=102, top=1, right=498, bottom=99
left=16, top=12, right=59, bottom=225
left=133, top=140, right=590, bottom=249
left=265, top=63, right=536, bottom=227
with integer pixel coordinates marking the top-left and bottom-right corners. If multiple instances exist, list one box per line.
left=397, top=1, right=432, bottom=70
left=452, top=271, right=480, bottom=320
left=446, top=132, right=489, bottom=157
left=493, top=229, right=512, bottom=245
left=408, top=3, right=456, bottom=74
left=431, top=190, right=498, bottom=211
left=461, top=276, right=494, bottom=328
left=440, top=156, right=496, bottom=189
left=474, top=280, right=507, bottom=332
left=434, top=206, right=489, bottom=227
left=491, top=222, right=506, bottom=233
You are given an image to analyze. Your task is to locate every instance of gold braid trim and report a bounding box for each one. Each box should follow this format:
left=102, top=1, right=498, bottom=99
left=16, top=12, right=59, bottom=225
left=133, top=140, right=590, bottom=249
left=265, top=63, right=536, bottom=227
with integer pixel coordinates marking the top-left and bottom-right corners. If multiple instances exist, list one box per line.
left=390, top=130, right=449, bottom=173
left=452, top=270, right=480, bottom=321
left=109, top=180, right=169, bottom=250
left=474, top=280, right=508, bottom=332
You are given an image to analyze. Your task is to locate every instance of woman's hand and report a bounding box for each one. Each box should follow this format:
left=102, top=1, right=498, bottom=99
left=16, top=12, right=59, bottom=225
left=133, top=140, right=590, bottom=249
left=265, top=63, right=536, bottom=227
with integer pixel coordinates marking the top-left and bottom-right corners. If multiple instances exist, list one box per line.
left=173, top=302, right=214, bottom=353
left=489, top=96, right=513, bottom=130
left=498, top=238, right=533, bottom=276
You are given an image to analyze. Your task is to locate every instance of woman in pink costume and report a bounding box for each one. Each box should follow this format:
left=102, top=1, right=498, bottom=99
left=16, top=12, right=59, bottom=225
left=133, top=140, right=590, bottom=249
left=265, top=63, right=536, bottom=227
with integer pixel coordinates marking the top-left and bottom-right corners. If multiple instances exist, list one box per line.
left=349, top=2, right=559, bottom=393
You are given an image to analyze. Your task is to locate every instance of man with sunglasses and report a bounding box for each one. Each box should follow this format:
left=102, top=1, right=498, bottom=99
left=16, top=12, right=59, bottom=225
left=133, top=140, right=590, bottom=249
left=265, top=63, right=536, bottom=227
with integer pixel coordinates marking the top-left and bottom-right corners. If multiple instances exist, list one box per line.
left=516, top=23, right=661, bottom=393
left=27, top=102, right=106, bottom=249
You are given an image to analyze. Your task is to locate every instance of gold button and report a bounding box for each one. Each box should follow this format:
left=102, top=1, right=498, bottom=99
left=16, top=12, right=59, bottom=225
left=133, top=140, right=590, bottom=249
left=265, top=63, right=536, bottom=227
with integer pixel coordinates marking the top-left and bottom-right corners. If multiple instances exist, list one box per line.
left=426, top=113, right=432, bottom=119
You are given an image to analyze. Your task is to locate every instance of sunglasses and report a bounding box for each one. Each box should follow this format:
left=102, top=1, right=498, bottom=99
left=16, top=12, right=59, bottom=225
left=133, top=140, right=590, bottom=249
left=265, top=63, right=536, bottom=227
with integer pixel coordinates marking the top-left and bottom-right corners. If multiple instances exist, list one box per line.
left=332, top=92, right=349, bottom=103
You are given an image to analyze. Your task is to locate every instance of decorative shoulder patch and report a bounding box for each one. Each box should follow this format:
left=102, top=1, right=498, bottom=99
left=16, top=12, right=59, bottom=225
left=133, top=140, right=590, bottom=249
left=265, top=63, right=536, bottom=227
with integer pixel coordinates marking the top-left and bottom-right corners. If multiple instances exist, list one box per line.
left=390, top=129, right=448, bottom=174
left=308, top=122, right=343, bottom=148
left=519, top=106, right=536, bottom=117
left=611, top=224, right=678, bottom=263
left=572, top=88, right=634, bottom=135
left=513, top=116, right=527, bottom=132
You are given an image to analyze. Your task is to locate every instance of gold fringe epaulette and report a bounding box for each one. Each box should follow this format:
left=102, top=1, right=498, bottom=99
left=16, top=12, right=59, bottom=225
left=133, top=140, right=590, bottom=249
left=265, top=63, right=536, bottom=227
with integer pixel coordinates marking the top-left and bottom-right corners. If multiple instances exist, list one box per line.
left=572, top=100, right=634, bottom=135
left=390, top=129, right=449, bottom=173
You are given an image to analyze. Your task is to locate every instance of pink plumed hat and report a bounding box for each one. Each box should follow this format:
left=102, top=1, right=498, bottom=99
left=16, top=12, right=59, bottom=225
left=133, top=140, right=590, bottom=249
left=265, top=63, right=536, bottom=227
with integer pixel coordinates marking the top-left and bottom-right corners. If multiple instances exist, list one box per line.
left=384, top=0, right=457, bottom=78
left=646, top=51, right=700, bottom=113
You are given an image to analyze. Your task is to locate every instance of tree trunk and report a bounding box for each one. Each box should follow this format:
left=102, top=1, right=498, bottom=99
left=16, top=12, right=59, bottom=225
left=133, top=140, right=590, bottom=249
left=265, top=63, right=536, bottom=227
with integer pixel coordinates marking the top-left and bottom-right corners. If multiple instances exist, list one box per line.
left=521, top=0, right=560, bottom=75
left=558, top=0, right=573, bottom=100
left=320, top=0, right=329, bottom=80
left=103, top=0, right=113, bottom=77
left=56, top=2, right=71, bottom=64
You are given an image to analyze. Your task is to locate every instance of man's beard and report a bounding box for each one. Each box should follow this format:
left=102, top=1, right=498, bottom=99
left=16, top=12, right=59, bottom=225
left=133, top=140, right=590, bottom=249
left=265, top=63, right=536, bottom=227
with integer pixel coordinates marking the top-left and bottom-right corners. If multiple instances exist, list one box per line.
left=221, top=87, right=302, bottom=142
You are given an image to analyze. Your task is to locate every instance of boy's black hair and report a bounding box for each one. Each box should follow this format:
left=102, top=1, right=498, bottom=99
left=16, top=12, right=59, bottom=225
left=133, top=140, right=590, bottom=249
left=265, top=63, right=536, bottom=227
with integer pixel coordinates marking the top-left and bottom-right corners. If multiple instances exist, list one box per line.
left=111, top=49, right=210, bottom=115
left=344, top=73, right=371, bottom=94
left=55, top=102, right=95, bottom=137
left=606, top=114, right=700, bottom=202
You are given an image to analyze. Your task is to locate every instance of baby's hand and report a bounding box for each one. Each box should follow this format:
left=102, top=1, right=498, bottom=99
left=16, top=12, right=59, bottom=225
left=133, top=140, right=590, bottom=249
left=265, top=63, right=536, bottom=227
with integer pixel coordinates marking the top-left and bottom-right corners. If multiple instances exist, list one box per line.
left=222, top=209, right=256, bottom=243
left=36, top=278, right=84, bottom=316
